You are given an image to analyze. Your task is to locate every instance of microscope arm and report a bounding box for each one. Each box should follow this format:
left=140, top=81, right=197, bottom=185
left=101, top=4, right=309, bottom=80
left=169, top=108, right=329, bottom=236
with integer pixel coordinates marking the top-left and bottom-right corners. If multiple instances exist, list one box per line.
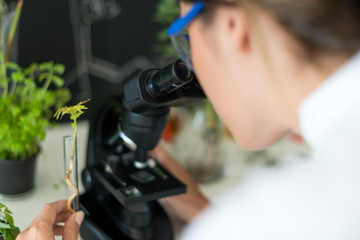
left=81, top=60, right=204, bottom=240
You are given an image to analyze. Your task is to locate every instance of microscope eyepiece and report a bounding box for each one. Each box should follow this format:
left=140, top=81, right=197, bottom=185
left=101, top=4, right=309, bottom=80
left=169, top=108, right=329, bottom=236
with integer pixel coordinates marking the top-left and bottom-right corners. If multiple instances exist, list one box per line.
left=174, top=60, right=193, bottom=82
left=146, top=59, right=194, bottom=98
left=122, top=58, right=205, bottom=113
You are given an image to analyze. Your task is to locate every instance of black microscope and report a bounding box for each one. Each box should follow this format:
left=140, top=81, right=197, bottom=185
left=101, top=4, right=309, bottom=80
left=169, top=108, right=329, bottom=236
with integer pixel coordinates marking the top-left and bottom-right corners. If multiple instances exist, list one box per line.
left=79, top=59, right=206, bottom=240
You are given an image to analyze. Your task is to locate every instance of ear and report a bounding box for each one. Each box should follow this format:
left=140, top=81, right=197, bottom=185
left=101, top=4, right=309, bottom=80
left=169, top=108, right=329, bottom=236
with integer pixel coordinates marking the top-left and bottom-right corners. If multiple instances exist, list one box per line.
left=218, top=7, right=250, bottom=54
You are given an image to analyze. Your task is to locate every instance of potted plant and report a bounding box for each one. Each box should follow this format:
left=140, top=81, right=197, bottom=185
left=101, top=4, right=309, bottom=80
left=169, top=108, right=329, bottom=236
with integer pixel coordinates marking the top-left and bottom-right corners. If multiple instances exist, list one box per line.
left=0, top=202, right=19, bottom=240
left=0, top=0, right=71, bottom=197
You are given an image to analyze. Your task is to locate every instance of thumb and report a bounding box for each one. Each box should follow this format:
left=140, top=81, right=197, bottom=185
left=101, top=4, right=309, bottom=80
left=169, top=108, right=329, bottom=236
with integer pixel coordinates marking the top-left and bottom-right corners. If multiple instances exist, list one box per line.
left=63, top=211, right=85, bottom=240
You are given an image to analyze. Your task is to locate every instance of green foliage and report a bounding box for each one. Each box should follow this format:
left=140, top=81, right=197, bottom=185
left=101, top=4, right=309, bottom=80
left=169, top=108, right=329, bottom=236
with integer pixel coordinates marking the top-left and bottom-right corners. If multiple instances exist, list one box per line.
left=54, top=99, right=90, bottom=124
left=0, top=61, right=71, bottom=160
left=153, top=0, right=179, bottom=58
left=0, top=202, right=20, bottom=240
left=153, top=0, right=179, bottom=24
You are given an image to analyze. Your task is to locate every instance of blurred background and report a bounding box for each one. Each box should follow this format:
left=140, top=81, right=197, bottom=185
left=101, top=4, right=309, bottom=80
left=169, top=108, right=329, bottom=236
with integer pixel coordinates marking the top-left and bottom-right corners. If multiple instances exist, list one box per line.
left=0, top=0, right=311, bottom=234
left=14, top=0, right=309, bottom=182
left=16, top=0, right=176, bottom=118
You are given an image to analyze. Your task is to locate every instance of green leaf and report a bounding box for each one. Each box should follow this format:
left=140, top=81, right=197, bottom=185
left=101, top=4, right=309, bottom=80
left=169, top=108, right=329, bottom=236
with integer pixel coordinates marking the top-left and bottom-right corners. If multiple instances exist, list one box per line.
left=52, top=75, right=64, bottom=87
left=54, top=89, right=71, bottom=109
left=5, top=62, right=20, bottom=70
left=0, top=202, right=20, bottom=240
left=10, top=72, right=23, bottom=82
left=24, top=63, right=38, bottom=75
left=2, top=227, right=19, bottom=240
left=10, top=106, right=21, bottom=116
left=29, top=63, right=38, bottom=69
left=11, top=226, right=20, bottom=237
left=23, top=78, right=35, bottom=86
left=53, top=64, right=65, bottom=75
left=38, top=73, right=51, bottom=82
left=39, top=62, right=53, bottom=70
left=4, top=212, right=13, bottom=226
left=0, top=222, right=10, bottom=229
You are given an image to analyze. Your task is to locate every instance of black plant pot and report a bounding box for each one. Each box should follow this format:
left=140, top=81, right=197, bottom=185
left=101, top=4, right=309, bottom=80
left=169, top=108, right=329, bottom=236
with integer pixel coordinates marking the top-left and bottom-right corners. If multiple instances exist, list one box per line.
left=0, top=155, right=37, bottom=197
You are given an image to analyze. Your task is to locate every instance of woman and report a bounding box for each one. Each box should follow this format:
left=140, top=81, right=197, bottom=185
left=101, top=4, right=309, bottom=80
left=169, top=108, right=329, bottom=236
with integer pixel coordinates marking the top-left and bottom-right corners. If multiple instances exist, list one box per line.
left=17, top=0, right=360, bottom=239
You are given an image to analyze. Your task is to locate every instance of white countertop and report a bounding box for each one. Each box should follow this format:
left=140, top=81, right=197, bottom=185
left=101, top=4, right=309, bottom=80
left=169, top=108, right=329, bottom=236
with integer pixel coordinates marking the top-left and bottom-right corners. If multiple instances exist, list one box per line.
left=1, top=120, right=249, bottom=234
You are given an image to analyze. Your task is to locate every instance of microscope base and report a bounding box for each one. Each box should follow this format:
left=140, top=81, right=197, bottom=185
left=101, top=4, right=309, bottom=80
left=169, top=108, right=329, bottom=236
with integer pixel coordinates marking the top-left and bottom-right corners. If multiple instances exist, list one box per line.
left=79, top=192, right=174, bottom=240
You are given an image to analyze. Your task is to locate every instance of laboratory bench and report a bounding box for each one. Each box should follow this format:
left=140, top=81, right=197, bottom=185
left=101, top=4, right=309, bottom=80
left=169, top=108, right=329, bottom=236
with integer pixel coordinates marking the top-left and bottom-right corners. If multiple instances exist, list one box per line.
left=1, top=120, right=250, bottom=237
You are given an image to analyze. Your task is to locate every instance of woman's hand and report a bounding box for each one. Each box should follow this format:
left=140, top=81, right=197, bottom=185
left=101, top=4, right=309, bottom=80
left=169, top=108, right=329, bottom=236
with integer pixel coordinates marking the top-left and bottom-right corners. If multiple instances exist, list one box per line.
left=16, top=200, right=84, bottom=240
left=152, top=147, right=209, bottom=223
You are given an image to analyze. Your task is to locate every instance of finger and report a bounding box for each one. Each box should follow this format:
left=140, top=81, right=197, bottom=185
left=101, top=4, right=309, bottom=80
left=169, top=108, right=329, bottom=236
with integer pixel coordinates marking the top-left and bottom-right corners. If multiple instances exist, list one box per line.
left=54, top=211, right=72, bottom=223
left=39, top=200, right=68, bottom=223
left=63, top=211, right=85, bottom=240
left=54, top=224, right=65, bottom=236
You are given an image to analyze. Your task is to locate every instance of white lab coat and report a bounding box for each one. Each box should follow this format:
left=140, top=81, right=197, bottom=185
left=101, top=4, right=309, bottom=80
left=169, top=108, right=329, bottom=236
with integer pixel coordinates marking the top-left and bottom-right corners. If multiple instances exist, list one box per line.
left=181, top=51, right=360, bottom=239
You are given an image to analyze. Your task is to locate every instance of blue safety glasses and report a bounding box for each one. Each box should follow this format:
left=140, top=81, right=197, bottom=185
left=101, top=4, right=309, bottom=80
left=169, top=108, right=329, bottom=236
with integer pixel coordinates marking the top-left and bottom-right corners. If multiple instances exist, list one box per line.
left=167, top=2, right=206, bottom=71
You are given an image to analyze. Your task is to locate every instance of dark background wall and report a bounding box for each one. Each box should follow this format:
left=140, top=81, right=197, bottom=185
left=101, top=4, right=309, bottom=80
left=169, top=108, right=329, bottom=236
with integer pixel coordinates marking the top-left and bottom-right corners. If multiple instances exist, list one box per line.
left=17, top=0, right=168, bottom=118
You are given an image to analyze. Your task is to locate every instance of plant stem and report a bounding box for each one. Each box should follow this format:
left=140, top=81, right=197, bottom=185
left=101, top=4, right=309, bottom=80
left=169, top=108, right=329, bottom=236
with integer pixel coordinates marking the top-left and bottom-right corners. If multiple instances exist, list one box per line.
left=5, top=0, right=23, bottom=62
left=55, top=100, right=90, bottom=214
left=65, top=116, right=78, bottom=213
left=41, top=69, right=54, bottom=96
